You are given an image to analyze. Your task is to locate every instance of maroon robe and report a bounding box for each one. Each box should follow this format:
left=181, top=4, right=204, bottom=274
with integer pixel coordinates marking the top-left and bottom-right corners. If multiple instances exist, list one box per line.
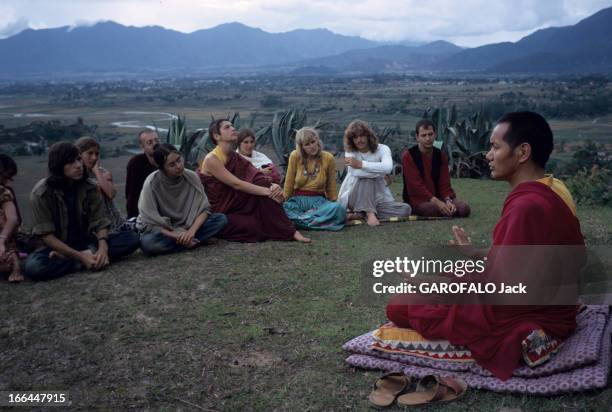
left=387, top=181, right=584, bottom=380
left=199, top=151, right=295, bottom=242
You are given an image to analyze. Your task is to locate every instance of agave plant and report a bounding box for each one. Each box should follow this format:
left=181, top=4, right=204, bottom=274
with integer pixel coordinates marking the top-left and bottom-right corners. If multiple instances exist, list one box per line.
left=166, top=114, right=201, bottom=169
left=423, top=105, right=492, bottom=178
left=166, top=114, right=187, bottom=148
left=260, top=109, right=331, bottom=169
left=187, top=112, right=242, bottom=168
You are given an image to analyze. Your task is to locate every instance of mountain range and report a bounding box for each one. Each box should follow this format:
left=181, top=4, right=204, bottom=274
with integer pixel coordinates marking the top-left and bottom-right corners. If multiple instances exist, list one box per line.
left=1, top=6, right=611, bottom=78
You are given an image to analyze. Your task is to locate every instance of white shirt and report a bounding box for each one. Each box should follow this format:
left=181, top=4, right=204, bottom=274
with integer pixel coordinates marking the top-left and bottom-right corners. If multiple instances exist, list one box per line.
left=237, top=149, right=274, bottom=169
left=337, top=143, right=395, bottom=207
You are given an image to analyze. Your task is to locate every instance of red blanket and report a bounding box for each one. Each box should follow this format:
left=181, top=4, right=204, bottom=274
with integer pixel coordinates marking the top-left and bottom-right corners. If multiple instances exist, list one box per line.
left=387, top=181, right=584, bottom=380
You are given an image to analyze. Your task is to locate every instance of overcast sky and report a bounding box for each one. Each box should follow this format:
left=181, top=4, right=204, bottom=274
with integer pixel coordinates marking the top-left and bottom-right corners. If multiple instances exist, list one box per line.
left=1, top=0, right=611, bottom=47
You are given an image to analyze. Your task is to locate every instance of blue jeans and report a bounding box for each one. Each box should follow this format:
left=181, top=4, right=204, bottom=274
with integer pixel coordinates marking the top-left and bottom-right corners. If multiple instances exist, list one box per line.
left=24, top=230, right=141, bottom=281
left=140, top=213, right=227, bottom=257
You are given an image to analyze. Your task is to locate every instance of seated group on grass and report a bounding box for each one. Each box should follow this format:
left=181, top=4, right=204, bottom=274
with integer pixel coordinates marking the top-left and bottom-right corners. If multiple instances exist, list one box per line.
left=2, top=112, right=581, bottom=293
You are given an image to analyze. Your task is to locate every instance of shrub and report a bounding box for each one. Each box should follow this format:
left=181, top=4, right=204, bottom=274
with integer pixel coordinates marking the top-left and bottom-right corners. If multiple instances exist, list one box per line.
left=566, top=166, right=612, bottom=207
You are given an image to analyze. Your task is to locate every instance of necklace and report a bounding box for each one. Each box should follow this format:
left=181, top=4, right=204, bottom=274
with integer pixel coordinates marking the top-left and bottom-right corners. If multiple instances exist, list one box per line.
left=303, top=161, right=320, bottom=180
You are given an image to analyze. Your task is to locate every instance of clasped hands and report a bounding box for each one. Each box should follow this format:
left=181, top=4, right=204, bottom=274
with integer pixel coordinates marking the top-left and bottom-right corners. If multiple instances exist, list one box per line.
left=268, top=183, right=284, bottom=203
left=78, top=244, right=110, bottom=270
left=432, top=197, right=456, bottom=216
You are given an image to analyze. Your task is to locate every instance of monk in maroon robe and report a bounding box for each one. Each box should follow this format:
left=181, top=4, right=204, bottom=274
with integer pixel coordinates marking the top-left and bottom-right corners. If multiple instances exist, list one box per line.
left=200, top=150, right=298, bottom=242
left=387, top=111, right=584, bottom=380
left=199, top=119, right=310, bottom=243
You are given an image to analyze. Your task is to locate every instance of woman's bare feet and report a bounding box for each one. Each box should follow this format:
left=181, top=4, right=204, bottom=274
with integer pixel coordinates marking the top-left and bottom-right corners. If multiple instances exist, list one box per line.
left=346, top=212, right=363, bottom=222
left=366, top=212, right=380, bottom=227
left=294, top=231, right=311, bottom=243
left=8, top=271, right=24, bottom=283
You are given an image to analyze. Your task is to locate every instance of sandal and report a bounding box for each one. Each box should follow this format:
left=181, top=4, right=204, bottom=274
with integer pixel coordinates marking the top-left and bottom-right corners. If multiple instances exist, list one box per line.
left=396, top=375, right=467, bottom=407
left=368, top=372, right=410, bottom=409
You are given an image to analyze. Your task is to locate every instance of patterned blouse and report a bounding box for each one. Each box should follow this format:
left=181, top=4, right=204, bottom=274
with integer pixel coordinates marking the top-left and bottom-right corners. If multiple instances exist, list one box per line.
left=0, top=185, right=18, bottom=265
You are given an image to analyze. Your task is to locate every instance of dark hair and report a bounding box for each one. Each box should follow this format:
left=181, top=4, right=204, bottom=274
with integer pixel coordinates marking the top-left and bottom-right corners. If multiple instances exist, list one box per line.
left=48, top=141, right=81, bottom=178
left=344, top=120, right=378, bottom=152
left=208, top=119, right=230, bottom=145
left=237, top=128, right=256, bottom=147
left=75, top=136, right=100, bottom=153
left=152, top=143, right=180, bottom=170
left=415, top=119, right=436, bottom=135
left=138, top=129, right=157, bottom=144
left=497, top=111, right=553, bottom=169
left=0, top=154, right=17, bottom=180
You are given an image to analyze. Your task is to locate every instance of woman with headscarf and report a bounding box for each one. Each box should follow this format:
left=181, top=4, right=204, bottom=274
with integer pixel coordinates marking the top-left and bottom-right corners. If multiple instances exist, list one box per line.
left=138, top=143, right=228, bottom=256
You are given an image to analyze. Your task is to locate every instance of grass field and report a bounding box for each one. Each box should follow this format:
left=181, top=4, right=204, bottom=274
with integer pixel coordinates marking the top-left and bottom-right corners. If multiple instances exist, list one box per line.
left=1, top=179, right=611, bottom=411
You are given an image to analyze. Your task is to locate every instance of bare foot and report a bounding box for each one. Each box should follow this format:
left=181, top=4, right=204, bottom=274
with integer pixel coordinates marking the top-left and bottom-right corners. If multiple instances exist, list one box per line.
left=185, top=239, right=200, bottom=249
left=8, top=271, right=24, bottom=283
left=366, top=212, right=380, bottom=227
left=346, top=212, right=363, bottom=222
left=49, top=250, right=67, bottom=260
left=294, top=231, right=311, bottom=243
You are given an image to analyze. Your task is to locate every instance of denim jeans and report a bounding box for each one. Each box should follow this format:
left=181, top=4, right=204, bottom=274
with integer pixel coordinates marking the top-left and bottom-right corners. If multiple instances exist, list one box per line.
left=140, top=213, right=227, bottom=257
left=24, top=230, right=141, bottom=281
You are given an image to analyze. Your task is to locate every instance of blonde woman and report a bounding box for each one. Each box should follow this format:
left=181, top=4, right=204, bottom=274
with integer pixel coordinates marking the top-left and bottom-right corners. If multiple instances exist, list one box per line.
left=283, top=127, right=346, bottom=230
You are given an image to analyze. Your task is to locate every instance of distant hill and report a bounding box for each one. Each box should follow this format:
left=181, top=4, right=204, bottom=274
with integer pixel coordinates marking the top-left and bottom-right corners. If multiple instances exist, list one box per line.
left=438, top=6, right=612, bottom=74
left=294, top=41, right=462, bottom=73
left=0, top=21, right=379, bottom=76
left=1, top=6, right=612, bottom=78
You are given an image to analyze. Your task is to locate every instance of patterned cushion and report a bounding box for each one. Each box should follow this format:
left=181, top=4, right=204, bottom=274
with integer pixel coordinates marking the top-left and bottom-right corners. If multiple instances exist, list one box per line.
left=521, top=329, right=562, bottom=368
left=371, top=323, right=473, bottom=362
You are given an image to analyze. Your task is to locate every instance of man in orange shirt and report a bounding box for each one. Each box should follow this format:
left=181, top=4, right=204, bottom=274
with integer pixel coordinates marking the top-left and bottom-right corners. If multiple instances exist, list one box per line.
left=401, top=119, right=470, bottom=217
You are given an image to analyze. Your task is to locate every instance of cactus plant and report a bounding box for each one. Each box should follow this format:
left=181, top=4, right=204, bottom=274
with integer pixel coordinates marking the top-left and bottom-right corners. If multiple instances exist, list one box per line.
left=422, top=106, right=492, bottom=178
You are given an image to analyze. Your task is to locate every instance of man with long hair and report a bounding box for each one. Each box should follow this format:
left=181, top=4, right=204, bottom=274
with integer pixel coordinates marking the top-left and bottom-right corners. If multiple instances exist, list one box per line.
left=25, top=142, right=140, bottom=280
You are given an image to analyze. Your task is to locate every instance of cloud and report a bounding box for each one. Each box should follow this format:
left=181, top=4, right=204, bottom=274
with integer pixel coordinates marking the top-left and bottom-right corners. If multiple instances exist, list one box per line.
left=0, top=17, right=30, bottom=38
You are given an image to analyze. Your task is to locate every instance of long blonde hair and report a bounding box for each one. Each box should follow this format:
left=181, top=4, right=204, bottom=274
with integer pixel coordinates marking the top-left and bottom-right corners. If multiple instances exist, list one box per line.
left=295, top=127, right=322, bottom=172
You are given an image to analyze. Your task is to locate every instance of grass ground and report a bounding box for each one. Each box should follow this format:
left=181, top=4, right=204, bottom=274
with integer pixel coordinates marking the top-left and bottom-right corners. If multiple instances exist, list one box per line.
left=1, top=179, right=611, bottom=411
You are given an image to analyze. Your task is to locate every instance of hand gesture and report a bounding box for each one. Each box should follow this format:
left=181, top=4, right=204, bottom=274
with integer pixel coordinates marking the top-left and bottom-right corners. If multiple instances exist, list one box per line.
left=445, top=199, right=457, bottom=215
left=449, top=225, right=477, bottom=258
left=344, top=157, right=362, bottom=169
left=433, top=198, right=453, bottom=216
left=79, top=250, right=99, bottom=270
left=92, top=248, right=110, bottom=270
left=176, top=230, right=196, bottom=247
left=268, top=183, right=284, bottom=203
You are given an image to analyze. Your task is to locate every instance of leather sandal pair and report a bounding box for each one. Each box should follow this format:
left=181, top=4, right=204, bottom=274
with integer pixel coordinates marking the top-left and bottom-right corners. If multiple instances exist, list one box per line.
left=368, top=372, right=467, bottom=408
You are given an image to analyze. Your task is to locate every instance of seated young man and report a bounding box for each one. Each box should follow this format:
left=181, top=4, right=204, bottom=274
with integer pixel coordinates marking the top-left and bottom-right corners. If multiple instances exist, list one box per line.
left=338, top=120, right=411, bottom=226
left=387, top=111, right=584, bottom=380
left=402, top=119, right=470, bottom=217
left=25, top=142, right=141, bottom=281
left=125, top=129, right=160, bottom=218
